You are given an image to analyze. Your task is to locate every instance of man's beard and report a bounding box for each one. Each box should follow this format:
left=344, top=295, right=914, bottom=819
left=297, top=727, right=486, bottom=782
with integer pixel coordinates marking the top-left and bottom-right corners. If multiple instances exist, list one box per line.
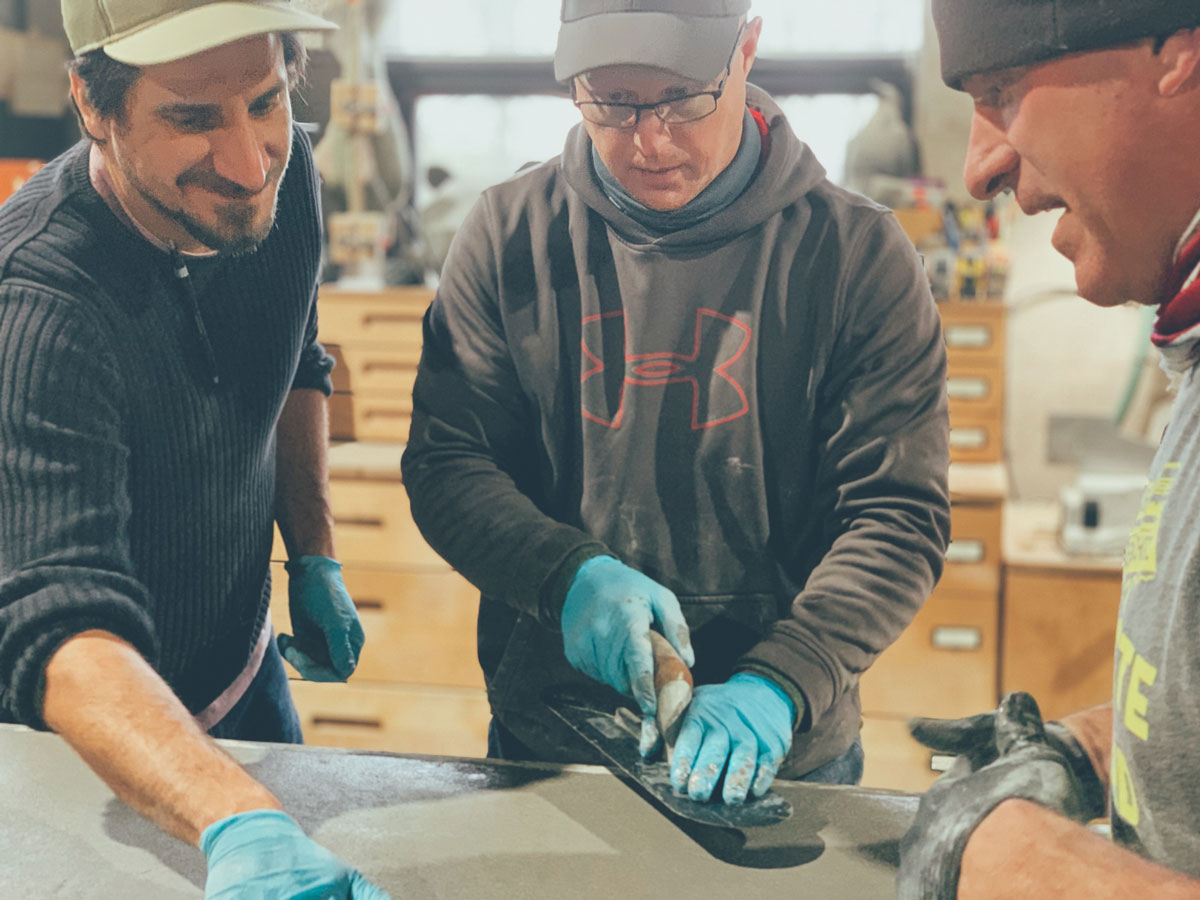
left=129, top=164, right=285, bottom=257
left=173, top=197, right=276, bottom=257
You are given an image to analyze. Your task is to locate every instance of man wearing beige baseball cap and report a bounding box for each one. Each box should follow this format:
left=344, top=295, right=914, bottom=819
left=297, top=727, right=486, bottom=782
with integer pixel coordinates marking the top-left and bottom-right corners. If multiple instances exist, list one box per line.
left=0, top=1, right=388, bottom=896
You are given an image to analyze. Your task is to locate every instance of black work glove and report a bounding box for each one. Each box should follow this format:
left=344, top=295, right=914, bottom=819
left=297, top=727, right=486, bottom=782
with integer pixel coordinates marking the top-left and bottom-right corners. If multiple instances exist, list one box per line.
left=896, top=691, right=1107, bottom=900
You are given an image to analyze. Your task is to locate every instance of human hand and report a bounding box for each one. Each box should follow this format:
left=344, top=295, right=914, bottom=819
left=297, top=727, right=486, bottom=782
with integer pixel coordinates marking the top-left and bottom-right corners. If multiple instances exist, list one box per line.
left=277, top=556, right=365, bottom=682
left=561, top=556, right=693, bottom=750
left=897, top=692, right=1105, bottom=900
left=669, top=672, right=795, bottom=805
left=908, top=690, right=1107, bottom=816
left=202, top=809, right=390, bottom=899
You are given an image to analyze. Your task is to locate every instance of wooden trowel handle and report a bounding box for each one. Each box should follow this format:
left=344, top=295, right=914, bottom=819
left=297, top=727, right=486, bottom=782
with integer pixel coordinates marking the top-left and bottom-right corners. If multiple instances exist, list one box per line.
left=649, top=630, right=693, bottom=694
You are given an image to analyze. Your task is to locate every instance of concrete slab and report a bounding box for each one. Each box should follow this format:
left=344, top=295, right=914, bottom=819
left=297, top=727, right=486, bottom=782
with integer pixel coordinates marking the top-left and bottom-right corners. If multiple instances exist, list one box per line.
left=0, top=724, right=917, bottom=898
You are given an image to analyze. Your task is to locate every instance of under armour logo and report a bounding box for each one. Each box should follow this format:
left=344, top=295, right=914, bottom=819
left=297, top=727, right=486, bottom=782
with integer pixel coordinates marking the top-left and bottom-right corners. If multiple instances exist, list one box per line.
left=581, top=308, right=751, bottom=430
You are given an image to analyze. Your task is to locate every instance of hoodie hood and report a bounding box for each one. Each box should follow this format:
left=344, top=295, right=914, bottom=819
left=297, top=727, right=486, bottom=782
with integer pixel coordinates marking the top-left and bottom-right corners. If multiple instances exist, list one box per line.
left=560, top=84, right=828, bottom=247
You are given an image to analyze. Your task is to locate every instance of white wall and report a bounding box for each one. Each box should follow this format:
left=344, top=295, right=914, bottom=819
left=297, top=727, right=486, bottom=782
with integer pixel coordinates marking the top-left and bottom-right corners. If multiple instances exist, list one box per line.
left=913, top=1, right=1147, bottom=500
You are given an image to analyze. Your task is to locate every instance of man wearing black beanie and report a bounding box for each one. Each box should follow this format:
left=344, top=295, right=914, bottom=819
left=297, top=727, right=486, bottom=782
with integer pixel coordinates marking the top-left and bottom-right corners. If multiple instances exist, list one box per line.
left=898, top=2, right=1200, bottom=898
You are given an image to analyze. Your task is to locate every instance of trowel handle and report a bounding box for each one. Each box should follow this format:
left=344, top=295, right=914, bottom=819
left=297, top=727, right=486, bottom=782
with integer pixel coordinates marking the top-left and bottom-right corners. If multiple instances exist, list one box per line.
left=649, top=630, right=693, bottom=694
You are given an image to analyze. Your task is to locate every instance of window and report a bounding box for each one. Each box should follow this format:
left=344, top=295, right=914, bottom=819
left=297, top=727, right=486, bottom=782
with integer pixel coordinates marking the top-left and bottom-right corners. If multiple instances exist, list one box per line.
left=413, top=92, right=878, bottom=206
left=383, top=0, right=925, bottom=57
left=385, top=0, right=924, bottom=253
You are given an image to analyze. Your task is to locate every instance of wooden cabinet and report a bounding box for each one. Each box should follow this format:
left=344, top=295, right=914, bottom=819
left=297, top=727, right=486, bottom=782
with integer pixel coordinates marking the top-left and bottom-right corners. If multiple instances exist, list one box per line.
left=857, top=300, right=1008, bottom=789
left=940, top=300, right=1005, bottom=463
left=1001, top=502, right=1122, bottom=721
left=273, top=443, right=491, bottom=757
left=321, top=287, right=431, bottom=444
left=860, top=587, right=999, bottom=721
left=859, top=463, right=1006, bottom=791
left=860, top=717, right=954, bottom=794
left=271, top=287, right=491, bottom=757
left=283, top=681, right=489, bottom=758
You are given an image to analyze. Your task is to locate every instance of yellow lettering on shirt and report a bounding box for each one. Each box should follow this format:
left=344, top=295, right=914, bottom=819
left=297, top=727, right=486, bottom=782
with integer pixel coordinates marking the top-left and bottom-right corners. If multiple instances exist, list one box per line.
left=1111, top=745, right=1140, bottom=827
left=1123, top=655, right=1158, bottom=741
left=1114, top=623, right=1135, bottom=716
left=1122, top=463, right=1177, bottom=589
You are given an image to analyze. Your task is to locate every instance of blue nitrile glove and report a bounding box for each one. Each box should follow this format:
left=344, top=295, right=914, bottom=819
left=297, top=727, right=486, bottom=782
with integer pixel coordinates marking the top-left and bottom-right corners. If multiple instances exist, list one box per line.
left=201, top=809, right=390, bottom=899
left=897, top=692, right=1106, bottom=900
left=670, top=672, right=795, bottom=805
left=561, top=556, right=693, bottom=751
left=277, top=556, right=365, bottom=682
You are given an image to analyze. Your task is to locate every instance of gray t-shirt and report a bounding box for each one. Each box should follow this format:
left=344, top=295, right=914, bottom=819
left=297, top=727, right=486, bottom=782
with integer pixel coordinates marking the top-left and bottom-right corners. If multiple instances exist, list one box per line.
left=1111, top=328, right=1200, bottom=874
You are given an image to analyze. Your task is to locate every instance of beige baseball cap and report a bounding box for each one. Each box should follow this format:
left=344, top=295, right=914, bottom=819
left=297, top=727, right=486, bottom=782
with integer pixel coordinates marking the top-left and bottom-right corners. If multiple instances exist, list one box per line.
left=63, top=0, right=337, bottom=66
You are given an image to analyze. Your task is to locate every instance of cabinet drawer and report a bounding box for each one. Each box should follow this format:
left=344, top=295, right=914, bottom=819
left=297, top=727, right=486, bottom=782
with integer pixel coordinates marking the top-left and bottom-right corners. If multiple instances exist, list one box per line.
left=271, top=564, right=483, bottom=688
left=949, top=413, right=1002, bottom=463
left=329, top=394, right=411, bottom=443
left=288, top=680, right=490, bottom=757
left=860, top=588, right=998, bottom=719
left=318, top=288, right=431, bottom=345
left=939, top=300, right=1006, bottom=364
left=1001, top=567, right=1121, bottom=721
left=329, top=479, right=444, bottom=567
left=940, top=501, right=1003, bottom=595
left=860, top=715, right=949, bottom=792
left=946, top=359, right=1004, bottom=417
left=331, top=347, right=419, bottom=395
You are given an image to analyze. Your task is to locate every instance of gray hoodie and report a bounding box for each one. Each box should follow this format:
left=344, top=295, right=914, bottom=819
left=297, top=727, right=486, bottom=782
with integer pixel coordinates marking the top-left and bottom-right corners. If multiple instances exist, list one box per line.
left=403, top=86, right=950, bottom=774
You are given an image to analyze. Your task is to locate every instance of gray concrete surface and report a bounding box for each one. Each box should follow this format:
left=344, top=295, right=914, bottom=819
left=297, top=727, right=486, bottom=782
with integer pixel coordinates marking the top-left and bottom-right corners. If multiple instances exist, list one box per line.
left=0, top=724, right=917, bottom=898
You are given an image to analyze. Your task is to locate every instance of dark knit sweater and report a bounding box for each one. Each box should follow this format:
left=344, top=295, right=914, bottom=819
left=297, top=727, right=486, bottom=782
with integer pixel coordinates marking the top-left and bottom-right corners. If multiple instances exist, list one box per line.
left=0, top=127, right=332, bottom=728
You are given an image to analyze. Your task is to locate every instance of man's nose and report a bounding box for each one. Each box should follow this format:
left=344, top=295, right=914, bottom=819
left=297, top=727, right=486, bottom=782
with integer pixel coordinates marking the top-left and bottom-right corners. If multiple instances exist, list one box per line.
left=210, top=116, right=271, bottom=193
left=963, top=110, right=1018, bottom=200
left=632, top=109, right=674, bottom=157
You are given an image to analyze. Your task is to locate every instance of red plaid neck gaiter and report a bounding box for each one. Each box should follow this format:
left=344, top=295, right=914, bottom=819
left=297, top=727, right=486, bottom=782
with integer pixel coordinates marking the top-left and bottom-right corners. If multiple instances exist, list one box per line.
left=1153, top=228, right=1200, bottom=347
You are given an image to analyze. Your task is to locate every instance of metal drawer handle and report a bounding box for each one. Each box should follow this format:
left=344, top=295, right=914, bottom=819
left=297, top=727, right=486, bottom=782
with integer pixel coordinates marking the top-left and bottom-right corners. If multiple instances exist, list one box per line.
left=334, top=516, right=385, bottom=528
left=930, top=753, right=955, bottom=772
left=949, top=427, right=988, bottom=449
left=311, top=716, right=383, bottom=730
left=945, top=539, right=985, bottom=564
left=362, top=313, right=420, bottom=326
left=363, top=409, right=408, bottom=420
left=945, top=324, right=993, bottom=349
left=946, top=376, right=990, bottom=400
left=362, top=362, right=413, bottom=373
left=355, top=598, right=384, bottom=611
left=931, top=626, right=982, bottom=651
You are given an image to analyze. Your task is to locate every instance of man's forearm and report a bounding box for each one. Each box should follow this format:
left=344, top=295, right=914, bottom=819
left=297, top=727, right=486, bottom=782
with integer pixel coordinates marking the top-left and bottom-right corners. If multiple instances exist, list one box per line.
left=42, top=631, right=281, bottom=846
left=959, top=798, right=1200, bottom=898
left=275, top=388, right=335, bottom=559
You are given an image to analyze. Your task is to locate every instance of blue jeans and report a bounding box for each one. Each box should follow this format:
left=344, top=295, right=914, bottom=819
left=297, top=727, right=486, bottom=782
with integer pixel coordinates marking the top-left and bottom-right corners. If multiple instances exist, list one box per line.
left=795, top=737, right=864, bottom=785
left=206, top=636, right=304, bottom=744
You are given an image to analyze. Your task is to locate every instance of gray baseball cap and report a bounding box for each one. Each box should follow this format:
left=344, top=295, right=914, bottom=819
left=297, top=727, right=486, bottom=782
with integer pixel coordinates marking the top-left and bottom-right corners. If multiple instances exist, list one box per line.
left=63, top=0, right=336, bottom=66
left=933, top=0, right=1200, bottom=90
left=554, top=0, right=751, bottom=84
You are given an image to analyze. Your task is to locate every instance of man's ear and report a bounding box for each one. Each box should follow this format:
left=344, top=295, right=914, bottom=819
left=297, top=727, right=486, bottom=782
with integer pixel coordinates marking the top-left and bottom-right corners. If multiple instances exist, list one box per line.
left=68, top=70, right=109, bottom=143
left=739, top=16, right=764, bottom=77
left=1158, top=27, right=1200, bottom=97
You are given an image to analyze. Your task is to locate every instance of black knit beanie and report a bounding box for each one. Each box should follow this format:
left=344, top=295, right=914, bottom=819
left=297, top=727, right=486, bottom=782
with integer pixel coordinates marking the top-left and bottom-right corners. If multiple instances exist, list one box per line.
left=933, top=0, right=1200, bottom=90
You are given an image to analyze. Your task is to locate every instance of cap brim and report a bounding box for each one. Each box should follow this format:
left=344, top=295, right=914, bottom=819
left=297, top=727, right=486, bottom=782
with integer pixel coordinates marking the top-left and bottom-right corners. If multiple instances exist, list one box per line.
left=101, top=1, right=336, bottom=66
left=554, top=11, right=740, bottom=84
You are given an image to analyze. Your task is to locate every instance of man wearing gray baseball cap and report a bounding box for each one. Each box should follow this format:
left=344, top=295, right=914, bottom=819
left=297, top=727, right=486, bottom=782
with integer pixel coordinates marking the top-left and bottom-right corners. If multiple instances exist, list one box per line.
left=897, top=2, right=1200, bottom=898
left=403, top=0, right=950, bottom=805
left=0, top=1, right=388, bottom=896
